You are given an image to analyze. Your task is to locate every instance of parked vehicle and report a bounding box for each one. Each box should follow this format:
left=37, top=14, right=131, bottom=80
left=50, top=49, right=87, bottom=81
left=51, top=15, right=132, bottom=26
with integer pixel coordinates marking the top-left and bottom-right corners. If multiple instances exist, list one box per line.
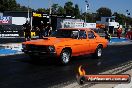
left=22, top=28, right=108, bottom=65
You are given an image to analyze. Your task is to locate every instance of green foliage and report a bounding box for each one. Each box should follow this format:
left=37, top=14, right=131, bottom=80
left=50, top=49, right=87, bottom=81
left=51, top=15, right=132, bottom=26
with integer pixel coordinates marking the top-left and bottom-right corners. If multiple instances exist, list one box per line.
left=51, top=4, right=65, bottom=14
left=113, top=12, right=132, bottom=26
left=0, top=0, right=132, bottom=27
left=64, top=1, right=74, bottom=16
left=82, top=12, right=97, bottom=23
left=58, top=6, right=65, bottom=14
left=0, top=0, right=17, bottom=11
left=74, top=4, right=80, bottom=18
left=0, top=0, right=31, bottom=12
left=51, top=4, right=59, bottom=14
left=96, top=7, right=112, bottom=20
left=36, top=8, right=49, bottom=13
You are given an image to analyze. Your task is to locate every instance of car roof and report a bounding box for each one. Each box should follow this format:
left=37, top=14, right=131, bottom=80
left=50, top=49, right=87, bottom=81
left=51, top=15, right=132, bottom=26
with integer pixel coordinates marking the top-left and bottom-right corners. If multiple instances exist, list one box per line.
left=60, top=28, right=91, bottom=31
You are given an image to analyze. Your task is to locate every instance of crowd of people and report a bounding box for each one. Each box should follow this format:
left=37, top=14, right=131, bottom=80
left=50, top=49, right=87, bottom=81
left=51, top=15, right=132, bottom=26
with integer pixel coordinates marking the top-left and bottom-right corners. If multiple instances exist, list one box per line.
left=104, top=26, right=132, bottom=42
left=23, top=20, right=132, bottom=41
left=22, top=21, right=52, bottom=41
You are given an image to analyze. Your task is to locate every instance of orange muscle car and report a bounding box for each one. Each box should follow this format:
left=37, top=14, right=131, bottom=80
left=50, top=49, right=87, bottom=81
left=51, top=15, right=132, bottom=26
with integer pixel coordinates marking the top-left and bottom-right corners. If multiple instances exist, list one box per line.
left=22, top=28, right=108, bottom=64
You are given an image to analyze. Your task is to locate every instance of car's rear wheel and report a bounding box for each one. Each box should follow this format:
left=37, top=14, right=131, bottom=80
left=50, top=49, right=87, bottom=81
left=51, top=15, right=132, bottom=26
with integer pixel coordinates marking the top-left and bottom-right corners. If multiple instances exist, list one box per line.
left=60, top=49, right=71, bottom=65
left=92, top=46, right=103, bottom=59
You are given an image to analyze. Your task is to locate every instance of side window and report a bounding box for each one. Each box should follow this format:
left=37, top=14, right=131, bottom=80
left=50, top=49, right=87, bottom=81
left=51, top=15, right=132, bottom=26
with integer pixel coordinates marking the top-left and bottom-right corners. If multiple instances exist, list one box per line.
left=79, top=30, right=87, bottom=39
left=88, top=31, right=95, bottom=39
left=71, top=31, right=79, bottom=39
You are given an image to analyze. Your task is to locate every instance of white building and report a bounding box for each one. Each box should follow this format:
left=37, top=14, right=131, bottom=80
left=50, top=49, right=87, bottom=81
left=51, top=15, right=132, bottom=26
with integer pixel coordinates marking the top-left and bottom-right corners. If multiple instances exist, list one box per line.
left=96, top=16, right=120, bottom=33
left=60, top=19, right=96, bottom=29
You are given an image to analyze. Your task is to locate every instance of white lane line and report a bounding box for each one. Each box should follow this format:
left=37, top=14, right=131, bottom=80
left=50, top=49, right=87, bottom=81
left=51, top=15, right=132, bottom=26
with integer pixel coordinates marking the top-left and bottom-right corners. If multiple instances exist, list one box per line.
left=114, top=77, right=132, bottom=88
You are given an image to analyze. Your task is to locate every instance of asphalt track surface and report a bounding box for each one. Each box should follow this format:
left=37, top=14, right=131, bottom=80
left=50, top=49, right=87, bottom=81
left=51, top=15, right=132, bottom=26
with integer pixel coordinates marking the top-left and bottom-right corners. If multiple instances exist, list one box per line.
left=0, top=44, right=132, bottom=88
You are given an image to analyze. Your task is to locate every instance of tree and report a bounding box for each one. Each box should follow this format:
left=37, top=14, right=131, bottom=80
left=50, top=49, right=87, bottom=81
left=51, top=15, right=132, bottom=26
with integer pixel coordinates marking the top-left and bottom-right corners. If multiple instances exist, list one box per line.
left=0, top=0, right=33, bottom=12
left=0, top=0, right=17, bottom=11
left=0, top=0, right=4, bottom=12
left=64, top=1, right=74, bottom=16
left=51, top=4, right=59, bottom=14
left=96, top=7, right=112, bottom=20
left=113, top=12, right=126, bottom=25
left=36, top=8, right=49, bottom=14
left=37, top=8, right=46, bottom=12
left=81, top=12, right=96, bottom=23
left=58, top=6, right=65, bottom=14
left=8, top=0, right=17, bottom=10
left=74, top=4, right=80, bottom=18
left=0, top=0, right=8, bottom=11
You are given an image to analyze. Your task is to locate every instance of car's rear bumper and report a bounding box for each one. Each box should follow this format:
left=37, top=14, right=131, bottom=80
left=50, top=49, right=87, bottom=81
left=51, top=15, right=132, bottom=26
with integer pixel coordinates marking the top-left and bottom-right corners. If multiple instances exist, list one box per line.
left=22, top=49, right=57, bottom=58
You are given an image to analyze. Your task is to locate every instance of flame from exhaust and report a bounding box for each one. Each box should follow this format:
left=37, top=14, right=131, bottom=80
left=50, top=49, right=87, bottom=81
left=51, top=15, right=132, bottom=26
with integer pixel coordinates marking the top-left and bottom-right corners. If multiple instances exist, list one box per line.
left=78, top=65, right=86, bottom=76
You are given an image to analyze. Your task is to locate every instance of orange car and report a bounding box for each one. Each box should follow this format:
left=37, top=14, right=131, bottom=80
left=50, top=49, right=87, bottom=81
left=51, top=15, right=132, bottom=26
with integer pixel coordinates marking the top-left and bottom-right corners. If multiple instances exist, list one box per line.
left=22, top=28, right=108, bottom=64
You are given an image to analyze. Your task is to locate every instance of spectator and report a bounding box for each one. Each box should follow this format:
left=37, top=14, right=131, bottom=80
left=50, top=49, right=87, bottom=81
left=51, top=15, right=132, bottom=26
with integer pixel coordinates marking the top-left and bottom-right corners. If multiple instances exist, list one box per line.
left=48, top=24, right=52, bottom=36
left=23, top=20, right=31, bottom=41
left=35, top=26, right=40, bottom=37
left=105, top=30, right=111, bottom=42
left=39, top=21, right=46, bottom=38
left=117, top=27, right=122, bottom=39
left=124, top=27, right=128, bottom=35
left=45, top=23, right=52, bottom=37
left=126, top=28, right=132, bottom=40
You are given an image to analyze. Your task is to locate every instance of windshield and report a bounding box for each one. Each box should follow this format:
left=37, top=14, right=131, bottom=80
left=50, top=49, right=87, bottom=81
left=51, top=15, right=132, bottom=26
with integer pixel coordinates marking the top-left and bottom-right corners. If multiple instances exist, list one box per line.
left=50, top=29, right=79, bottom=38
left=50, top=29, right=87, bottom=39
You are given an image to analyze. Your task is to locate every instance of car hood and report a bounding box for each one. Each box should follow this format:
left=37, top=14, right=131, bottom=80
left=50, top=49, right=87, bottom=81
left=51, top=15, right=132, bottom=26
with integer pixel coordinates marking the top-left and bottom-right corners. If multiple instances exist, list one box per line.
left=23, top=37, right=72, bottom=45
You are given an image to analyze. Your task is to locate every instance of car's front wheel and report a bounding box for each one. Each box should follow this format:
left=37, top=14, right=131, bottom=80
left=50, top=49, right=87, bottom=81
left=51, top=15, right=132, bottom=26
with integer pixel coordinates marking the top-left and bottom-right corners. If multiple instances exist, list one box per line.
left=29, top=55, right=39, bottom=60
left=60, top=49, right=71, bottom=65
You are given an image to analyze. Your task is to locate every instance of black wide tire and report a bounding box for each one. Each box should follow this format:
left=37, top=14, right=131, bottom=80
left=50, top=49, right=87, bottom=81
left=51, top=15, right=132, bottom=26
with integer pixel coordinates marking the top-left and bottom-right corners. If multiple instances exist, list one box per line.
left=92, top=46, right=103, bottom=59
left=77, top=76, right=86, bottom=85
left=29, top=55, right=39, bottom=61
left=59, top=49, right=71, bottom=65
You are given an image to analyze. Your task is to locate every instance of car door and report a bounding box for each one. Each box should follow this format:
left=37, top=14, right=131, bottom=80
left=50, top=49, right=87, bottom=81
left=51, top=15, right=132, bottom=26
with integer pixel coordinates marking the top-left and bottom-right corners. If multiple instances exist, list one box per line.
left=71, top=30, right=89, bottom=56
left=78, top=30, right=90, bottom=55
left=87, top=31, right=98, bottom=53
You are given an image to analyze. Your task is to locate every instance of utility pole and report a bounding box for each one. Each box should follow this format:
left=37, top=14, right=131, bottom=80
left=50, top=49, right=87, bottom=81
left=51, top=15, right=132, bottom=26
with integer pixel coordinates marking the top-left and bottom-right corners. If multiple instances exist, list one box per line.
left=27, top=0, right=30, bottom=22
left=49, top=0, right=52, bottom=24
left=27, top=0, right=32, bottom=31
left=85, top=0, right=90, bottom=23
left=125, top=10, right=130, bottom=28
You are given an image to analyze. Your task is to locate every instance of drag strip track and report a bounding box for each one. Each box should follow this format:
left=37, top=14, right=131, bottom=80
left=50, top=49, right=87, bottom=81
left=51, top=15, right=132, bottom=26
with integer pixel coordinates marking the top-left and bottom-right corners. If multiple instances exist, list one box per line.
left=0, top=44, right=132, bottom=88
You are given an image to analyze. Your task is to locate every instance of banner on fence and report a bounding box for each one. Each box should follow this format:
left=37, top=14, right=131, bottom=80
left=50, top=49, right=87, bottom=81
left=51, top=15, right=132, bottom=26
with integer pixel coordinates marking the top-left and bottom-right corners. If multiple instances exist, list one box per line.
left=0, top=16, right=12, bottom=25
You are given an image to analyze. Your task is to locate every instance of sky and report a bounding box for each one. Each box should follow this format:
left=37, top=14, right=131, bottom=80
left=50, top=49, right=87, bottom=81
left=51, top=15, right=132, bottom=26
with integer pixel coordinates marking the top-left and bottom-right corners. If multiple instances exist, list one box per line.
left=16, top=0, right=132, bottom=17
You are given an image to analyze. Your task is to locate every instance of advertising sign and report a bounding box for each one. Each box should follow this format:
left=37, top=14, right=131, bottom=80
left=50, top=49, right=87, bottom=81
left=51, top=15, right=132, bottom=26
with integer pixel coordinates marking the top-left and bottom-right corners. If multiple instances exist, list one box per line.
left=32, top=12, right=49, bottom=18
left=0, top=16, right=12, bottom=25
left=0, top=30, right=24, bottom=37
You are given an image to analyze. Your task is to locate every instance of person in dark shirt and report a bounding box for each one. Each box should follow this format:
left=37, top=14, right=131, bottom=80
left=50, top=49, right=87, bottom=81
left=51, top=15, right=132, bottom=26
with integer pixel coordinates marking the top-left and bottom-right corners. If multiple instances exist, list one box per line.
left=117, top=27, right=122, bottom=39
left=105, top=30, right=111, bottom=42
left=47, top=23, right=52, bottom=36
left=23, top=20, right=31, bottom=41
left=38, top=21, right=46, bottom=38
left=45, top=23, right=52, bottom=37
